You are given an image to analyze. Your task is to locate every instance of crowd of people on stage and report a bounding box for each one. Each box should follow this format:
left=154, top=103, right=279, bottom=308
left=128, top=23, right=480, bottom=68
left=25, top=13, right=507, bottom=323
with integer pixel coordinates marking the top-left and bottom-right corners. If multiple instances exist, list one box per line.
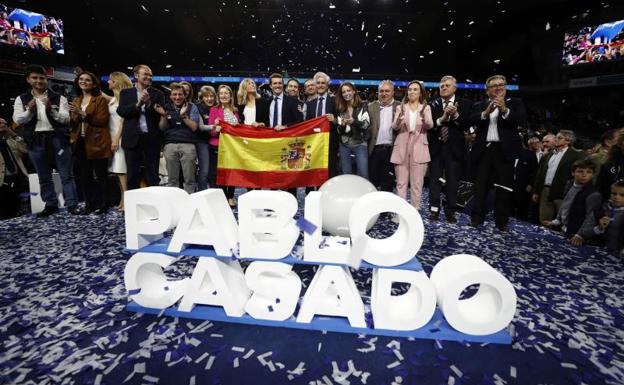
left=1, top=63, right=623, bottom=258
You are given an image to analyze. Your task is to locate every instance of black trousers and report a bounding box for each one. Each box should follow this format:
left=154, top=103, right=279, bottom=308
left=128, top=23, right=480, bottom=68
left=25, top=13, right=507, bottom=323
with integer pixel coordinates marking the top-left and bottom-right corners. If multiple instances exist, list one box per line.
left=75, top=138, right=109, bottom=209
left=471, top=142, right=514, bottom=225
left=124, top=134, right=160, bottom=190
left=428, top=145, right=461, bottom=214
left=0, top=174, right=27, bottom=219
left=369, top=145, right=395, bottom=192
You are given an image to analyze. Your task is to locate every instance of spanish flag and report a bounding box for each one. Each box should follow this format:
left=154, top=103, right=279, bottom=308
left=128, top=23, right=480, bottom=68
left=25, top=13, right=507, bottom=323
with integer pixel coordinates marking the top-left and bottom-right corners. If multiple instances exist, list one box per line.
left=217, top=117, right=330, bottom=188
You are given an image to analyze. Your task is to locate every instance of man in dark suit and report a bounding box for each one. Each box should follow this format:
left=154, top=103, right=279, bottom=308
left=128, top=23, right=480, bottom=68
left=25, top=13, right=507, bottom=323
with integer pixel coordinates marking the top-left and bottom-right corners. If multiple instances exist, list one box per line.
left=469, top=75, right=527, bottom=231
left=267, top=73, right=303, bottom=130
left=304, top=71, right=338, bottom=177
left=532, top=130, right=583, bottom=224
left=513, top=144, right=539, bottom=221
left=367, top=80, right=400, bottom=192
left=427, top=75, right=473, bottom=223
left=117, top=64, right=165, bottom=190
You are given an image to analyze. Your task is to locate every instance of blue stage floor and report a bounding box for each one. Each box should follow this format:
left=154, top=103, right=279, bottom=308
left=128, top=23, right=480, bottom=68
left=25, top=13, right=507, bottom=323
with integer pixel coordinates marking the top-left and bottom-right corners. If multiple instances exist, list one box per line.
left=0, top=190, right=622, bottom=385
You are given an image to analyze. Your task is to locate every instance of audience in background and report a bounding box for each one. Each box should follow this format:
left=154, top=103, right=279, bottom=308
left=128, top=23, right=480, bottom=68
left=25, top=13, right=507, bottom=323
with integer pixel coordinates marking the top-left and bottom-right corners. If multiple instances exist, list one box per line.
left=13, top=65, right=79, bottom=216
left=543, top=159, right=601, bottom=246
left=69, top=71, right=111, bottom=214
left=595, top=180, right=624, bottom=257
left=155, top=82, right=200, bottom=194
left=117, top=64, right=165, bottom=190
left=3, top=66, right=623, bottom=259
left=597, top=129, right=624, bottom=200
left=533, top=130, right=583, bottom=223
left=195, top=85, right=217, bottom=191
left=335, top=81, right=370, bottom=179
left=106, top=71, right=133, bottom=210
left=390, top=80, right=433, bottom=209
left=208, top=84, right=239, bottom=206
left=0, top=117, right=28, bottom=219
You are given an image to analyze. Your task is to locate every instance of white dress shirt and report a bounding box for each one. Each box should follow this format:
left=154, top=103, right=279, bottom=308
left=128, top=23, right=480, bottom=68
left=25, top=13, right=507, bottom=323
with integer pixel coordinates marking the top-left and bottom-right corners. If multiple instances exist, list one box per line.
left=544, top=146, right=568, bottom=186
left=315, top=93, right=328, bottom=117
left=481, top=101, right=511, bottom=142
left=436, top=95, right=457, bottom=126
left=13, top=90, right=70, bottom=132
left=136, top=87, right=149, bottom=133
left=269, top=94, right=283, bottom=127
left=376, top=103, right=394, bottom=145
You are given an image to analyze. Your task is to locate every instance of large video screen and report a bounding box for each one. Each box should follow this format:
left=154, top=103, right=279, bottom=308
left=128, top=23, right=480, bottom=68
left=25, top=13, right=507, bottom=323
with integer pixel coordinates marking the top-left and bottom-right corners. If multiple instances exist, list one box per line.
left=563, top=20, right=624, bottom=66
left=0, top=4, right=64, bottom=54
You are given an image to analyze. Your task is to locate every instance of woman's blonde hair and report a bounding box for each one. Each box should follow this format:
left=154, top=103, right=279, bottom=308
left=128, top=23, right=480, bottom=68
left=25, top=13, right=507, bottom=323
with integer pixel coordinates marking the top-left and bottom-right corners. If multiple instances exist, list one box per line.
left=217, top=85, right=237, bottom=112
left=109, top=71, right=133, bottom=103
left=236, top=78, right=260, bottom=106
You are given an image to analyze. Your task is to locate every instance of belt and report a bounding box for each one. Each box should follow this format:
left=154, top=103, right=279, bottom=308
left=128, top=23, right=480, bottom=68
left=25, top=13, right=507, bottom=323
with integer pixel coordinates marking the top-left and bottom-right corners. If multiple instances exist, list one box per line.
left=376, top=144, right=393, bottom=148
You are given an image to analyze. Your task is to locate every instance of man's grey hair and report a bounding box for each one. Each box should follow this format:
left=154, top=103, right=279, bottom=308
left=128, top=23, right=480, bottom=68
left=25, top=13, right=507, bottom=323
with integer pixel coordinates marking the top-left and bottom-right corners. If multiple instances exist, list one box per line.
left=559, top=130, right=576, bottom=145
left=378, top=80, right=394, bottom=90
left=313, top=72, right=330, bottom=83
left=440, top=75, right=457, bottom=85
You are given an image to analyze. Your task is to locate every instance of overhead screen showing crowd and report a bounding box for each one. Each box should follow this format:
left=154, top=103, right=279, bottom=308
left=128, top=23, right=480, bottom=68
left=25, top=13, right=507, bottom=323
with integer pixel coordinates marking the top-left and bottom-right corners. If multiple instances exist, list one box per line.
left=0, top=3, right=64, bottom=55
left=563, top=19, right=624, bottom=65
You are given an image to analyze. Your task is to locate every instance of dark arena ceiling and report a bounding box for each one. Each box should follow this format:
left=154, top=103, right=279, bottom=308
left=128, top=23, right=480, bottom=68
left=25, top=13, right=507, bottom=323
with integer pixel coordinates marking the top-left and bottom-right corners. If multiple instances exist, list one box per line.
left=1, top=0, right=623, bottom=84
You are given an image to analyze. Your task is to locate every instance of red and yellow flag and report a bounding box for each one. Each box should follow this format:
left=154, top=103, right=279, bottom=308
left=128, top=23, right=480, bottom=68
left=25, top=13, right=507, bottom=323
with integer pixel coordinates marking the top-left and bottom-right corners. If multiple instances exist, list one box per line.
left=216, top=117, right=330, bottom=188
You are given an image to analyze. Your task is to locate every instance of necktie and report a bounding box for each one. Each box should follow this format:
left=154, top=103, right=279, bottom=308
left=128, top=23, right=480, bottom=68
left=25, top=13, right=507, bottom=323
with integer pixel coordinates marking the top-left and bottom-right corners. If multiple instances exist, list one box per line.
left=316, top=96, right=324, bottom=117
left=273, top=96, right=279, bottom=127
left=440, top=100, right=449, bottom=142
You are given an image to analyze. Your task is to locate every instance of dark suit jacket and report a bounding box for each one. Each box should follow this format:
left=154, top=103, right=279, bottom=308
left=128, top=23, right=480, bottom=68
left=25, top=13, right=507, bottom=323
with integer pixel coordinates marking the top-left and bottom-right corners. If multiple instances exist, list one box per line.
left=117, top=87, right=165, bottom=149
left=367, top=100, right=401, bottom=155
left=305, top=94, right=337, bottom=149
left=265, top=94, right=303, bottom=127
left=304, top=94, right=336, bottom=120
left=428, top=96, right=473, bottom=160
left=533, top=147, right=584, bottom=201
left=514, top=148, right=538, bottom=191
left=238, top=97, right=270, bottom=127
left=468, top=97, right=527, bottom=163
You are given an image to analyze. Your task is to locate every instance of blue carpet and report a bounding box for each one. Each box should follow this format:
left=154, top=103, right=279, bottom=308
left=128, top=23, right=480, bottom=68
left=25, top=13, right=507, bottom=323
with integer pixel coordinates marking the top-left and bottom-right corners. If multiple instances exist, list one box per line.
left=0, top=189, right=623, bottom=385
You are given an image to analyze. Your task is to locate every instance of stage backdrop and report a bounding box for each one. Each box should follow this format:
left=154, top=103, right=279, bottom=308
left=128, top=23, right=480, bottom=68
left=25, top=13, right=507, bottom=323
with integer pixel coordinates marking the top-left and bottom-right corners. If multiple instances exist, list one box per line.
left=216, top=117, right=329, bottom=189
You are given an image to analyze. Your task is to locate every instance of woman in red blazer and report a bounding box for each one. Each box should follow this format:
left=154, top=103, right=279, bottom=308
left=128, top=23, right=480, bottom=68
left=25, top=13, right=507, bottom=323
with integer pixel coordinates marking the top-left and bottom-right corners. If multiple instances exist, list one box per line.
left=390, top=80, right=433, bottom=209
left=208, top=85, right=239, bottom=206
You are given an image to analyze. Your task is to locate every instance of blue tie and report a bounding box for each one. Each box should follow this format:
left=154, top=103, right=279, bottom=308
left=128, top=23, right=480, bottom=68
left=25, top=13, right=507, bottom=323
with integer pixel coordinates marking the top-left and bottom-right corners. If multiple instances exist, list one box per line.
left=273, top=96, right=279, bottom=127
left=316, top=96, right=324, bottom=117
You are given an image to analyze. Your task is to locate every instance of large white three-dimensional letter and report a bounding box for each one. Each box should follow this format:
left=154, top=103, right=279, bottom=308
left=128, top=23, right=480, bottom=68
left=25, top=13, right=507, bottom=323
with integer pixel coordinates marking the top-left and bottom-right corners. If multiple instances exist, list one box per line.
left=125, top=187, right=189, bottom=249
left=430, top=254, right=517, bottom=335
left=124, top=252, right=189, bottom=309
left=349, top=192, right=424, bottom=267
left=371, top=268, right=437, bottom=330
left=296, top=265, right=366, bottom=327
left=244, top=261, right=302, bottom=321
left=178, top=258, right=251, bottom=317
left=168, top=189, right=239, bottom=256
left=238, top=190, right=299, bottom=259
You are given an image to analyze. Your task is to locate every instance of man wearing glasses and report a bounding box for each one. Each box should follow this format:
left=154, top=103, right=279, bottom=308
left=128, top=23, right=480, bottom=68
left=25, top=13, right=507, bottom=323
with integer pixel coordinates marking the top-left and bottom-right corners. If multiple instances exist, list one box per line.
left=469, top=75, right=527, bottom=231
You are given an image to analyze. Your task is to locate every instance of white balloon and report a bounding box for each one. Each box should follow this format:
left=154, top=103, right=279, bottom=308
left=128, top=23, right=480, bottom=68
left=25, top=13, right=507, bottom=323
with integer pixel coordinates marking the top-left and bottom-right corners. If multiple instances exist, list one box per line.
left=318, top=175, right=378, bottom=237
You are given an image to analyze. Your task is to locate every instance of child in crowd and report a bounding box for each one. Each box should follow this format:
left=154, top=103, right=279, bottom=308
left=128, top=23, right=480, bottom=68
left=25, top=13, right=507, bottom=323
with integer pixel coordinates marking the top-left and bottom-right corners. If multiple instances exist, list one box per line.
left=543, top=159, right=602, bottom=246
left=595, top=180, right=624, bottom=257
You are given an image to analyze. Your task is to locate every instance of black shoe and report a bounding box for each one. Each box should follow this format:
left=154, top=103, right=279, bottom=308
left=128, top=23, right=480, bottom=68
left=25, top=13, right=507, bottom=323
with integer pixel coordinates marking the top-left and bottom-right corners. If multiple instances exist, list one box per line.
left=37, top=206, right=59, bottom=217
left=67, top=206, right=83, bottom=215
left=430, top=211, right=440, bottom=221
left=470, top=217, right=483, bottom=227
left=93, top=207, right=108, bottom=215
left=446, top=212, right=457, bottom=224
